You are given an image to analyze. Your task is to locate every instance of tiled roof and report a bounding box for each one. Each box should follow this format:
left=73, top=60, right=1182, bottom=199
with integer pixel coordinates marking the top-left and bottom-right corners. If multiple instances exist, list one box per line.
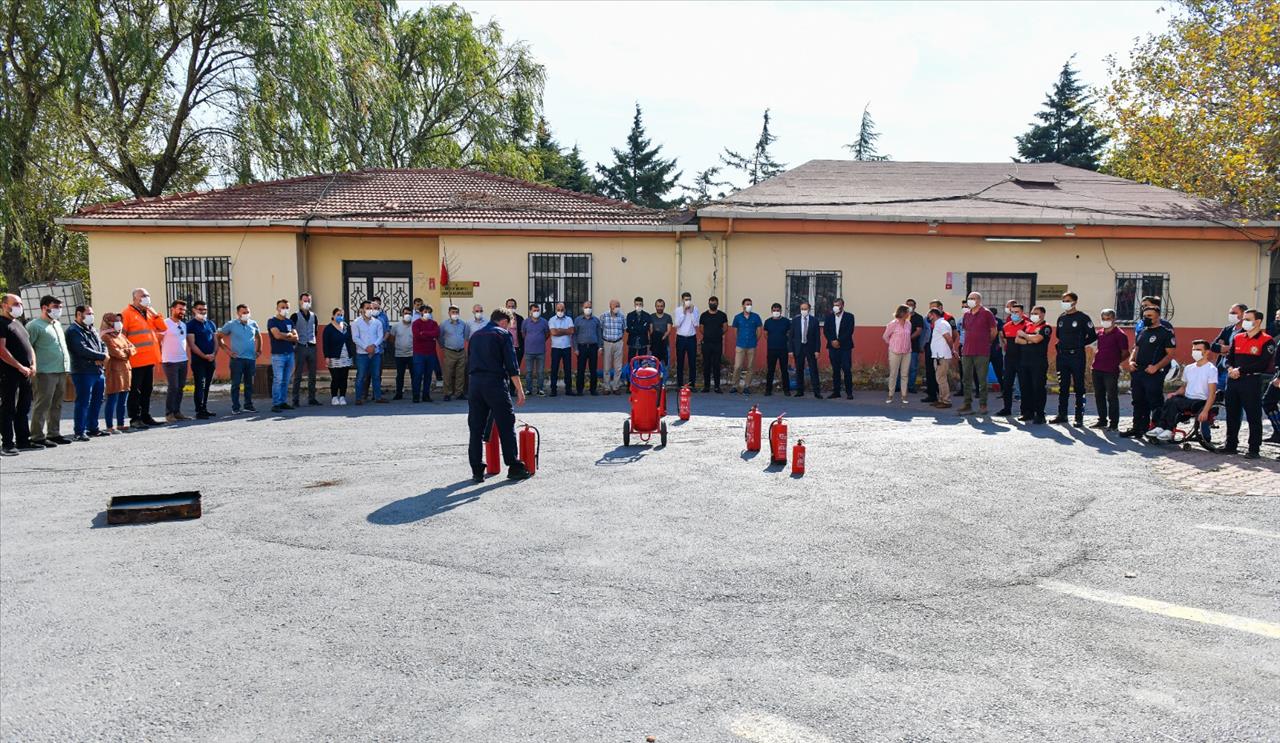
left=700, top=161, right=1278, bottom=227
left=63, top=169, right=693, bottom=230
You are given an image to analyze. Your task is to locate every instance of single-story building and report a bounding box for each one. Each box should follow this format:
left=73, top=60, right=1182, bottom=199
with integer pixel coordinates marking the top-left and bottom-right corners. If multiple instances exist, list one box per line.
left=60, top=161, right=1279, bottom=374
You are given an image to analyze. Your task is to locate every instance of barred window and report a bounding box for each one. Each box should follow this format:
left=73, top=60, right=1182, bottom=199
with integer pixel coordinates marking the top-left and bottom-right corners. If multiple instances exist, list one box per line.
left=785, top=270, right=841, bottom=320
left=165, top=257, right=231, bottom=325
left=1114, top=273, right=1171, bottom=325
left=529, top=253, right=592, bottom=317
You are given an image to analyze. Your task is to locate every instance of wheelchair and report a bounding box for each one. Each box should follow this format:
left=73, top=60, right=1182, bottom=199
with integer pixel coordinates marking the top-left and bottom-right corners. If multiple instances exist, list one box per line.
left=1146, top=398, right=1220, bottom=452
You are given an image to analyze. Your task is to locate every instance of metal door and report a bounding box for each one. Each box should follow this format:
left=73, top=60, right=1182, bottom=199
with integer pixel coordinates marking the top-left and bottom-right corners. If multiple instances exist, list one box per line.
left=343, top=261, right=412, bottom=368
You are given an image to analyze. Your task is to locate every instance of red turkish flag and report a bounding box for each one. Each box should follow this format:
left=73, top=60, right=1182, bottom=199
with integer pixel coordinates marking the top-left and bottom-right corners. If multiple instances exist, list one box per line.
left=440, top=260, right=449, bottom=286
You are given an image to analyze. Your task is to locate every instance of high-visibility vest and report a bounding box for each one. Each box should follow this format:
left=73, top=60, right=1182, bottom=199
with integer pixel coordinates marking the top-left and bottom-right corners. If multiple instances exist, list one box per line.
left=120, top=304, right=167, bottom=368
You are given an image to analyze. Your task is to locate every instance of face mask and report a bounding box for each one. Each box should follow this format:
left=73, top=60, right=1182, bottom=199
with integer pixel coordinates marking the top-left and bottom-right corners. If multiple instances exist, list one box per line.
left=239, top=314, right=251, bottom=323
left=139, top=296, right=152, bottom=307
left=1029, top=314, right=1041, bottom=323
left=279, top=308, right=290, bottom=317
left=195, top=312, right=207, bottom=321
left=555, top=311, right=564, bottom=318
left=1144, top=316, right=1157, bottom=327
left=1060, top=301, right=1073, bottom=310
left=365, top=309, right=375, bottom=319
left=966, top=299, right=977, bottom=308
left=800, top=309, right=809, bottom=317
left=83, top=314, right=95, bottom=326
left=834, top=306, right=843, bottom=314
left=583, top=307, right=593, bottom=316
left=683, top=300, right=691, bottom=308
left=301, top=302, right=311, bottom=311
left=402, top=315, right=411, bottom=323
left=1191, top=350, right=1204, bottom=361
left=335, top=315, right=344, bottom=324
left=1242, top=320, right=1256, bottom=331
left=634, top=305, right=643, bottom=312
left=1010, top=313, right=1022, bottom=322
left=425, top=313, right=433, bottom=320
left=772, top=311, right=781, bottom=319
left=530, top=311, right=540, bottom=319
left=9, top=305, right=22, bottom=318
left=1100, top=320, right=1112, bottom=329
left=743, top=305, right=752, bottom=314
left=507, top=306, right=517, bottom=312
left=48, top=308, right=63, bottom=320
left=112, top=321, right=123, bottom=332
left=709, top=303, right=718, bottom=310
left=474, top=312, right=484, bottom=320
left=1228, top=313, right=1240, bottom=324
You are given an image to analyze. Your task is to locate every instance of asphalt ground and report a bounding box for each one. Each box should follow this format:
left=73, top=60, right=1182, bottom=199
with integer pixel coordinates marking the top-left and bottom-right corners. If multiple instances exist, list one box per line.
left=1, top=384, right=1278, bottom=742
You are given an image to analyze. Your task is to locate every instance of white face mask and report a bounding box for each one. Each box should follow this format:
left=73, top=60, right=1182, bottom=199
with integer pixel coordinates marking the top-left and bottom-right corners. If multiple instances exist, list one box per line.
left=530, top=311, right=540, bottom=319
left=83, top=314, right=95, bottom=326
left=634, top=304, right=643, bottom=312
left=364, top=309, right=375, bottom=319
left=743, top=305, right=752, bottom=314
left=301, top=302, right=311, bottom=311
left=800, top=309, right=809, bottom=317
left=9, top=304, right=23, bottom=318
left=112, top=321, right=123, bottom=332
left=1191, top=349, right=1204, bottom=361
left=966, top=299, right=977, bottom=308
left=1029, top=314, right=1041, bottom=323
left=1228, top=313, right=1240, bottom=324
left=239, top=314, right=251, bottom=323
left=555, top=311, right=564, bottom=318
left=449, top=314, right=459, bottom=321
left=425, top=313, right=433, bottom=320
left=402, top=315, right=411, bottom=323
left=48, top=308, right=63, bottom=320
left=1241, top=319, right=1256, bottom=331
left=139, top=296, right=152, bottom=307
left=1100, top=320, right=1113, bottom=329
left=278, top=308, right=290, bottom=317
left=771, top=311, right=781, bottom=318
left=1060, top=301, right=1073, bottom=310
left=683, top=300, right=691, bottom=308
left=833, top=306, right=843, bottom=315
left=583, top=307, right=593, bottom=316
left=474, top=312, right=484, bottom=320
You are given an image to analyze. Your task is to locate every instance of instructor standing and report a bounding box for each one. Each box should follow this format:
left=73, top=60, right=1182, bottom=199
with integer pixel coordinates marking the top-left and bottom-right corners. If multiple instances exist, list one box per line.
left=468, top=308, right=532, bottom=482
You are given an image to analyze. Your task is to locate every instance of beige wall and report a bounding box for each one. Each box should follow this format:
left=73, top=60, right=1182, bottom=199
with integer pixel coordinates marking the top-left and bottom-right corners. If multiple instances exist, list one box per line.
left=303, top=234, right=439, bottom=314
left=86, top=231, right=300, bottom=318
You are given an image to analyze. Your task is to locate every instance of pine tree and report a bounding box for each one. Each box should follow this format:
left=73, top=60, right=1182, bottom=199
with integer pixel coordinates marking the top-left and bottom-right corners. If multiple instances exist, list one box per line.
left=845, top=103, right=890, bottom=161
left=558, top=145, right=594, bottom=194
left=721, top=109, right=786, bottom=185
left=1015, top=57, right=1108, bottom=170
left=595, top=104, right=681, bottom=208
left=683, top=166, right=730, bottom=205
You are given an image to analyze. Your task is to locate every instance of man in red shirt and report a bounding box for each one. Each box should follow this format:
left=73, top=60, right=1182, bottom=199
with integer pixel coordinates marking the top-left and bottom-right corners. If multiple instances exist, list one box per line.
left=958, top=291, right=999, bottom=416
left=1223, top=309, right=1277, bottom=459
left=994, top=302, right=1029, bottom=418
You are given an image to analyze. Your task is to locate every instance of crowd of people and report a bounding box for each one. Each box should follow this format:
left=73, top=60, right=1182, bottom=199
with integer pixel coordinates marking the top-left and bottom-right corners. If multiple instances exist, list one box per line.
left=0, top=287, right=1277, bottom=459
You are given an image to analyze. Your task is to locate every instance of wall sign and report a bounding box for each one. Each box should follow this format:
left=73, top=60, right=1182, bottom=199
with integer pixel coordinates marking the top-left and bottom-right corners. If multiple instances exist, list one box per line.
left=1037, top=284, right=1069, bottom=299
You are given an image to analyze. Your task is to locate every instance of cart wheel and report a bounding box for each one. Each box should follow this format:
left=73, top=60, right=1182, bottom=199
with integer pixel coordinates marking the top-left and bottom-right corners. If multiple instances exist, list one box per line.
left=623, top=419, right=631, bottom=447
left=660, top=420, right=668, bottom=447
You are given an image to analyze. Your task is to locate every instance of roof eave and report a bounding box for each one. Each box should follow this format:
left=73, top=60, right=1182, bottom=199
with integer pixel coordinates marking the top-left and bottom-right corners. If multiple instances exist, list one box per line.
left=55, top=217, right=692, bottom=233
left=696, top=207, right=1280, bottom=229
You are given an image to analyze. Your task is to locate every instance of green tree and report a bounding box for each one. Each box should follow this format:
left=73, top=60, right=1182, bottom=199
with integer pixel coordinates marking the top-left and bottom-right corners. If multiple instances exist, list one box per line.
left=683, top=166, right=730, bottom=205
left=1099, top=0, right=1279, bottom=217
left=556, top=144, right=594, bottom=194
left=595, top=104, right=681, bottom=208
left=1015, top=57, right=1108, bottom=170
left=720, top=108, right=785, bottom=186
left=531, top=117, right=594, bottom=192
left=845, top=103, right=890, bottom=161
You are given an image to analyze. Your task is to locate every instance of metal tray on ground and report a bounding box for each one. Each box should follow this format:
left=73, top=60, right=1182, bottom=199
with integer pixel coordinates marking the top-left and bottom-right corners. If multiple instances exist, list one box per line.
left=106, top=491, right=202, bottom=525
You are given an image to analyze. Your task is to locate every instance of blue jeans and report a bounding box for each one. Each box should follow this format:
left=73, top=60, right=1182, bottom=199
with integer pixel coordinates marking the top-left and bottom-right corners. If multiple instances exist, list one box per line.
left=104, top=390, right=128, bottom=428
left=356, top=352, right=382, bottom=400
left=907, top=348, right=921, bottom=392
left=271, top=353, right=295, bottom=406
left=72, top=371, right=105, bottom=435
left=230, top=357, right=255, bottom=410
left=412, top=354, right=441, bottom=399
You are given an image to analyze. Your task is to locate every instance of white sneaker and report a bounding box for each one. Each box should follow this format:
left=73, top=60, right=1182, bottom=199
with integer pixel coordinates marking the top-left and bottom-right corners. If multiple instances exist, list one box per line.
left=1145, top=427, right=1165, bottom=439
left=339, top=397, right=348, bottom=406
left=1156, top=429, right=1174, bottom=442
left=331, top=397, right=340, bottom=406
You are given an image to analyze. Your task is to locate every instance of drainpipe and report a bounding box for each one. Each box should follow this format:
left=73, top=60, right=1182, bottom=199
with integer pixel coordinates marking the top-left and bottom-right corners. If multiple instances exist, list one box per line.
left=675, top=230, right=683, bottom=297
left=723, top=217, right=734, bottom=301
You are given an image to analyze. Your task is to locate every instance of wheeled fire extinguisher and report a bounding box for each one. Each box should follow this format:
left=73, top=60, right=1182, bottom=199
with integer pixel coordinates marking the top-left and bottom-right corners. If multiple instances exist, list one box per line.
left=745, top=404, right=762, bottom=452
left=484, top=421, right=501, bottom=475
left=678, top=385, right=691, bottom=421
left=792, top=439, right=806, bottom=476
left=518, top=422, right=540, bottom=476
left=768, top=413, right=788, bottom=464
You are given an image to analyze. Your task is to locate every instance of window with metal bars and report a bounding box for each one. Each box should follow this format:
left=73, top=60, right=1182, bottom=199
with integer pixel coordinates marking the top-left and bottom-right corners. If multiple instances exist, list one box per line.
left=165, top=257, right=232, bottom=325
left=529, top=253, right=592, bottom=317
left=785, top=270, right=841, bottom=321
left=1114, top=273, right=1171, bottom=325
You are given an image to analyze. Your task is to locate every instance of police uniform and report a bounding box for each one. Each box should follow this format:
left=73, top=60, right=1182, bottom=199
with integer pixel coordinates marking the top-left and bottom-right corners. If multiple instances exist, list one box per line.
left=1263, top=343, right=1280, bottom=444
left=1128, top=323, right=1176, bottom=434
left=1016, top=321, right=1052, bottom=422
left=1054, top=310, right=1097, bottom=423
left=1224, top=330, right=1277, bottom=455
left=466, top=320, right=522, bottom=477
left=999, top=315, right=1029, bottom=416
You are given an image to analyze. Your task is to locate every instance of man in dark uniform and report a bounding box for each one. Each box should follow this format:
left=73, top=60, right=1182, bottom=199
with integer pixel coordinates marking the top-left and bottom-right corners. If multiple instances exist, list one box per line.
left=995, top=302, right=1027, bottom=417
left=1051, top=292, right=1097, bottom=427
left=1119, top=305, right=1176, bottom=438
left=1014, top=305, right=1052, bottom=424
left=1222, top=309, right=1276, bottom=459
left=467, top=308, right=531, bottom=482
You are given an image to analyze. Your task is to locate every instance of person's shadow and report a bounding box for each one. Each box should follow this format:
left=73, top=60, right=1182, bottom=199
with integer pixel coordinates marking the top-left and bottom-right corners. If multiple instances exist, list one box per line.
left=367, top=478, right=516, bottom=525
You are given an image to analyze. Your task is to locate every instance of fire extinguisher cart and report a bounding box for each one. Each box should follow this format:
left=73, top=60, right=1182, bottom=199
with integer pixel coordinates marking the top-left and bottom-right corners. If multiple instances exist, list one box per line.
left=622, top=355, right=668, bottom=447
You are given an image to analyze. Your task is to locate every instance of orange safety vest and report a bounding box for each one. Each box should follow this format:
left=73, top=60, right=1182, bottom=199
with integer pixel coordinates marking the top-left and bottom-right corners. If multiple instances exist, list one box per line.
left=121, top=304, right=167, bottom=368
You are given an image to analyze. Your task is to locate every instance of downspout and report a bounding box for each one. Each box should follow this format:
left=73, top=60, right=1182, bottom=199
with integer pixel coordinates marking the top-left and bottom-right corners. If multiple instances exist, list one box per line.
left=675, top=230, right=683, bottom=297
left=723, top=217, right=734, bottom=301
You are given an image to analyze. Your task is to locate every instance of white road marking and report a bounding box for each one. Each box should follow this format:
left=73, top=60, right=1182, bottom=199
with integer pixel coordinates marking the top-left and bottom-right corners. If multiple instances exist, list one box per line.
left=1194, top=523, right=1280, bottom=540
left=728, top=711, right=834, bottom=743
left=1039, top=579, right=1280, bottom=639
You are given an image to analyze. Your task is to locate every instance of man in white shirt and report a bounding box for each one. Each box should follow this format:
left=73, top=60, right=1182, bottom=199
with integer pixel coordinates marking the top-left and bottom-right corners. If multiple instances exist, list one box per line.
left=1147, top=339, right=1217, bottom=442
left=546, top=302, right=575, bottom=396
left=352, top=300, right=387, bottom=404
left=161, top=300, right=190, bottom=421
left=673, top=292, right=699, bottom=388
left=467, top=303, right=488, bottom=337
left=928, top=308, right=954, bottom=409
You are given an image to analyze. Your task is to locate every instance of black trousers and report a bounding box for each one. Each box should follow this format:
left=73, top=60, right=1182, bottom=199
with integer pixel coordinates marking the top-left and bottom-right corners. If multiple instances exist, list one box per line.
left=1224, top=375, right=1264, bottom=453
left=1002, top=349, right=1022, bottom=414
left=292, top=344, right=318, bottom=404
left=765, top=348, right=790, bottom=393
left=330, top=367, right=350, bottom=397
left=924, top=352, right=938, bottom=400
left=1092, top=370, right=1120, bottom=426
left=702, top=341, right=723, bottom=389
left=829, top=347, right=853, bottom=395
left=549, top=347, right=572, bottom=394
left=467, top=377, right=517, bottom=472
left=1018, top=355, right=1048, bottom=420
left=793, top=349, right=820, bottom=395
left=1157, top=395, right=1205, bottom=431
left=649, top=333, right=669, bottom=364
left=394, top=356, right=412, bottom=395
left=576, top=343, right=598, bottom=393
left=1130, top=370, right=1165, bottom=432
left=127, top=364, right=155, bottom=421
left=1057, top=349, right=1087, bottom=418
left=191, top=356, right=215, bottom=413
left=1, top=369, right=33, bottom=447
left=675, top=336, right=696, bottom=386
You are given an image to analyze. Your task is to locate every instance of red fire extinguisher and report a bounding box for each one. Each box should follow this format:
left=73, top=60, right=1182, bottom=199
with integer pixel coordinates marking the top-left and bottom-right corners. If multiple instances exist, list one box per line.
left=768, top=413, right=788, bottom=464
left=792, top=438, right=806, bottom=476
left=518, top=422, right=540, bottom=476
left=485, top=421, right=501, bottom=475
left=678, top=385, right=691, bottom=421
left=745, top=404, right=762, bottom=452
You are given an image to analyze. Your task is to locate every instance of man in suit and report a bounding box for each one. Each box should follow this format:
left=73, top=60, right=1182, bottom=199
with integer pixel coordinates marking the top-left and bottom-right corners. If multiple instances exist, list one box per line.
left=790, top=301, right=822, bottom=398
left=824, top=297, right=855, bottom=399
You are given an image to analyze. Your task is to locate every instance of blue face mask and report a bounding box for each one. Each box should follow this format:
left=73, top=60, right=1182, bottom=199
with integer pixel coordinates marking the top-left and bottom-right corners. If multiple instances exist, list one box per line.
left=335, top=315, right=344, bottom=323
left=1010, top=313, right=1022, bottom=322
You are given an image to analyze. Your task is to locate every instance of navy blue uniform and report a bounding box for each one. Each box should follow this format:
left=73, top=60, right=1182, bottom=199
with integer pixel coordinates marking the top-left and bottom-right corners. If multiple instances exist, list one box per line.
left=1130, top=324, right=1176, bottom=433
left=467, top=322, right=520, bottom=472
left=1055, top=311, right=1097, bottom=421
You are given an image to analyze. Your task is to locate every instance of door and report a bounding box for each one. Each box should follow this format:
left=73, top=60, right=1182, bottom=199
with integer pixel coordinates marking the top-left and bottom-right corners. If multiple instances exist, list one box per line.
left=966, top=272, right=1036, bottom=314
left=343, top=260, right=412, bottom=368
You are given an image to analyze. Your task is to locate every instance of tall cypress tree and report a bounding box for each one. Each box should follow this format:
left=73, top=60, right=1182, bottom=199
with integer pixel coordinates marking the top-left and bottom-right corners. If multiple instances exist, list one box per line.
left=595, top=104, right=681, bottom=208
left=845, top=103, right=889, bottom=161
left=721, top=109, right=786, bottom=185
left=530, top=117, right=594, bottom=193
left=1015, top=57, right=1108, bottom=170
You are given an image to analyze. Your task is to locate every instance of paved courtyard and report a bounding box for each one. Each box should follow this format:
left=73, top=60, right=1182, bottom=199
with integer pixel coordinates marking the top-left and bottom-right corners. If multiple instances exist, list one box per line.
left=1, top=389, right=1278, bottom=742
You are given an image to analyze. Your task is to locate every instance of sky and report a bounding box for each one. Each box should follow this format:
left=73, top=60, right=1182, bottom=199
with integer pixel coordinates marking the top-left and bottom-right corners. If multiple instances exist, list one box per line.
left=405, top=1, right=1171, bottom=193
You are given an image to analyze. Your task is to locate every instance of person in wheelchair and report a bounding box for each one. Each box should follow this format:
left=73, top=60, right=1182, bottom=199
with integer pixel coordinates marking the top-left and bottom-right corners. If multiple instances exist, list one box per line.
left=1146, top=339, right=1217, bottom=443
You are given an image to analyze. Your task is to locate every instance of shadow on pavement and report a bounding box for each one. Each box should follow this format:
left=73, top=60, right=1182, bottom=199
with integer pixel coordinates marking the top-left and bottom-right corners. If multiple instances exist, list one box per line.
left=367, top=478, right=517, bottom=525
left=595, top=445, right=657, bottom=465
